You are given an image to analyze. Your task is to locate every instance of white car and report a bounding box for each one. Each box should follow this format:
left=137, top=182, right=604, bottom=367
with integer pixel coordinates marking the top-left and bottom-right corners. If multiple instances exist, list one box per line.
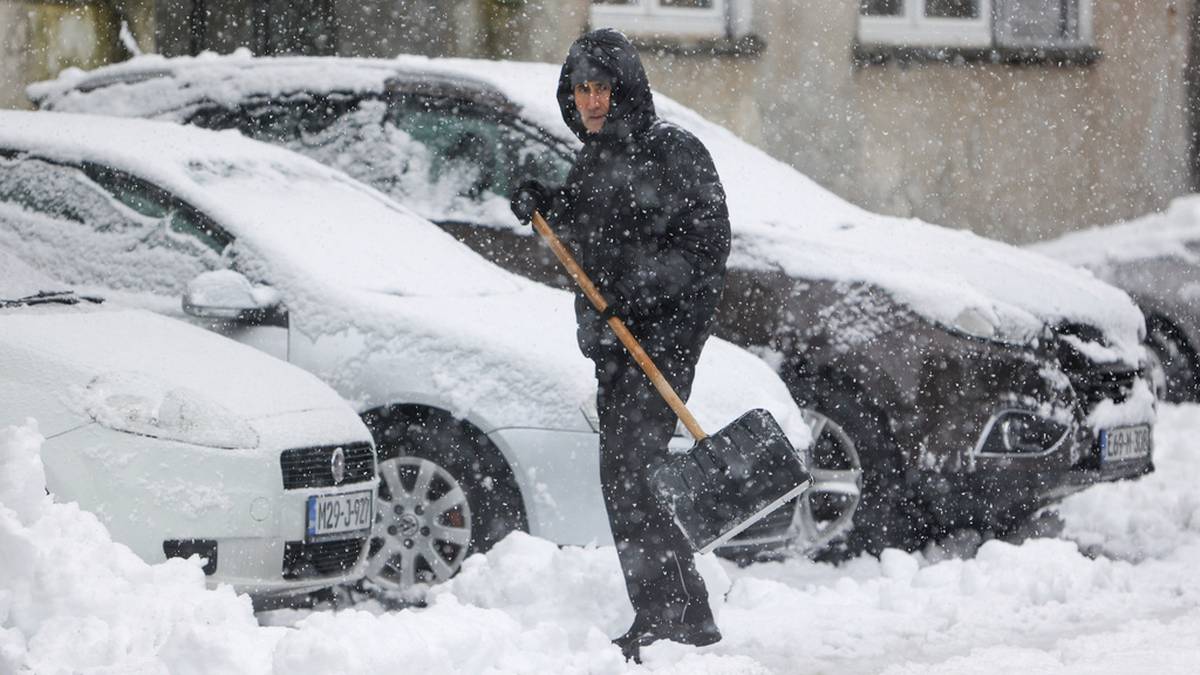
left=0, top=110, right=828, bottom=592
left=0, top=248, right=377, bottom=603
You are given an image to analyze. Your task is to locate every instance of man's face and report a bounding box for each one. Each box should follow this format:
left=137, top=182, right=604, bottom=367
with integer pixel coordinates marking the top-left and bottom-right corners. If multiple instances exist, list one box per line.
left=573, top=80, right=612, bottom=134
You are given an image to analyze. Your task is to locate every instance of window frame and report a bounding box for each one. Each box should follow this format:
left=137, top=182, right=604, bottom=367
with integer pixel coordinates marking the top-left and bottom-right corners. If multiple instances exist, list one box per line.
left=859, top=0, right=994, bottom=49
left=590, top=0, right=733, bottom=40
left=382, top=91, right=576, bottom=203
left=857, top=0, right=1095, bottom=52
left=77, top=161, right=234, bottom=256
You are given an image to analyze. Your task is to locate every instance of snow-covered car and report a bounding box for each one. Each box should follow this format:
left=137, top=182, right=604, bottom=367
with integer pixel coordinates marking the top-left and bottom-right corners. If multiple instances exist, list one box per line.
left=1031, top=197, right=1200, bottom=404
left=0, top=247, right=377, bottom=603
left=0, top=110, right=831, bottom=592
left=29, top=53, right=1159, bottom=554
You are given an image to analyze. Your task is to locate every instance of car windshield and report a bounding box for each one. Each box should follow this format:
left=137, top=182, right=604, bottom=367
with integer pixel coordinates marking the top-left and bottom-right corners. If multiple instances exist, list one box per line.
left=182, top=157, right=523, bottom=298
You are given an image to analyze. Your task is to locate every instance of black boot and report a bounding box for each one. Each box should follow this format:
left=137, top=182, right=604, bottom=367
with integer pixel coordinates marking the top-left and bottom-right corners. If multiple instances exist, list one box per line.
left=612, top=613, right=654, bottom=663
left=612, top=610, right=722, bottom=662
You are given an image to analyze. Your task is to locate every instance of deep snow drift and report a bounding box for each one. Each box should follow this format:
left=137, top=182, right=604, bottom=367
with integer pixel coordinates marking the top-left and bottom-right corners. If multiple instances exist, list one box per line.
left=5, top=407, right=1200, bottom=674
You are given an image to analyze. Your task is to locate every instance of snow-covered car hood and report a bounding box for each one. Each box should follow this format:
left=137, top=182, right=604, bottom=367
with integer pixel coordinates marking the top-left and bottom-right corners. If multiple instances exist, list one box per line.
left=1030, top=195, right=1200, bottom=269
left=31, top=52, right=1146, bottom=361
left=2, top=249, right=363, bottom=446
left=0, top=111, right=809, bottom=443
left=0, top=302, right=357, bottom=422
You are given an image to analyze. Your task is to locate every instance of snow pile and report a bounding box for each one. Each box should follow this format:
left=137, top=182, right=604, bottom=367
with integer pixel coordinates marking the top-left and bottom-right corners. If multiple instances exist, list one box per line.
left=0, top=420, right=279, bottom=675
left=9, top=408, right=1200, bottom=673
left=1058, top=404, right=1200, bottom=561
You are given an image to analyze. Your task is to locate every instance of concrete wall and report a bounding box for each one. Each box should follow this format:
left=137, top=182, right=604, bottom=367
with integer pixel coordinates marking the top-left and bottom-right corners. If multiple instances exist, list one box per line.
left=155, top=0, right=590, bottom=62
left=635, top=1, right=1192, bottom=242
left=0, top=0, right=154, bottom=110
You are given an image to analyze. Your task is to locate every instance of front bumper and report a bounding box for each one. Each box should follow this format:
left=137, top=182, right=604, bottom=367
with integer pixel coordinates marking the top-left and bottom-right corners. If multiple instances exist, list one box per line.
left=923, top=369, right=1156, bottom=533
left=43, top=421, right=377, bottom=600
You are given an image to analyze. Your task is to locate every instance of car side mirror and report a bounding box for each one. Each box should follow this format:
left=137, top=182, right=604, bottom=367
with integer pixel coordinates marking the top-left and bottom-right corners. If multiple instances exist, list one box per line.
left=183, top=270, right=286, bottom=327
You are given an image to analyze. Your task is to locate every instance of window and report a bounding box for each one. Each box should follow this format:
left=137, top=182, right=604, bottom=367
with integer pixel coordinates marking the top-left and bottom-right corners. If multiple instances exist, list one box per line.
left=858, top=0, right=1092, bottom=50
left=189, top=93, right=573, bottom=228
left=859, top=0, right=994, bottom=48
left=0, top=156, right=225, bottom=293
left=83, top=164, right=232, bottom=256
left=384, top=96, right=573, bottom=204
left=590, top=0, right=752, bottom=41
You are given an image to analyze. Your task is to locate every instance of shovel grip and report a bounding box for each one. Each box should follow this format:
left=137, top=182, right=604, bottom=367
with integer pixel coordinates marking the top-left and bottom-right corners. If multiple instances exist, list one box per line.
left=531, top=210, right=709, bottom=441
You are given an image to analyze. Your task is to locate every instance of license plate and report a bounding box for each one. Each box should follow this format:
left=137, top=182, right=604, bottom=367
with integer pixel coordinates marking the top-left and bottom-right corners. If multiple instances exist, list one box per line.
left=306, top=490, right=373, bottom=540
left=1100, top=425, right=1152, bottom=464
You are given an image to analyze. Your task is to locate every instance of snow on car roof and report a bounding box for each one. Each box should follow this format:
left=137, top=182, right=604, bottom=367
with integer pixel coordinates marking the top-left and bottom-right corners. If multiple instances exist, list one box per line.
left=32, top=52, right=1145, bottom=357
left=1030, top=195, right=1200, bottom=268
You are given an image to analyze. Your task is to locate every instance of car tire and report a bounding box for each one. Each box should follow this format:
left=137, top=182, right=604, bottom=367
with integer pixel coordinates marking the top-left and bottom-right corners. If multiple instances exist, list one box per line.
left=814, top=384, right=934, bottom=557
left=360, top=407, right=527, bottom=594
left=1146, top=315, right=1200, bottom=403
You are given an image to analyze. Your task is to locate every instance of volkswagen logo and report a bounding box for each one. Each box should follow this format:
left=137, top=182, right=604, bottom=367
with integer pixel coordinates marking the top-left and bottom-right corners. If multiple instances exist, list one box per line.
left=330, top=447, right=346, bottom=485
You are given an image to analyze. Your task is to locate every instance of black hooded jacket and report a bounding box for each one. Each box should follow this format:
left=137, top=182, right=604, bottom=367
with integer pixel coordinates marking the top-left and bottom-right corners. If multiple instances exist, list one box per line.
left=548, top=29, right=732, bottom=362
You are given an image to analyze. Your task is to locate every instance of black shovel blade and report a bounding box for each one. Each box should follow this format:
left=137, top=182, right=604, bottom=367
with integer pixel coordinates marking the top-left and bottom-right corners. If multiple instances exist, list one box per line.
left=651, top=408, right=812, bottom=554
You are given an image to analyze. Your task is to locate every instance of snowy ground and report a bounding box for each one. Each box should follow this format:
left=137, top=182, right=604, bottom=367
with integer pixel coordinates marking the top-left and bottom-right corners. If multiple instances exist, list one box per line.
left=4, top=406, right=1200, bottom=675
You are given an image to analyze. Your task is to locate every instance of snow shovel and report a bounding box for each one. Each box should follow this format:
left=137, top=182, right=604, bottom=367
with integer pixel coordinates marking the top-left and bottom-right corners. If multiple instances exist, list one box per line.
left=530, top=210, right=812, bottom=554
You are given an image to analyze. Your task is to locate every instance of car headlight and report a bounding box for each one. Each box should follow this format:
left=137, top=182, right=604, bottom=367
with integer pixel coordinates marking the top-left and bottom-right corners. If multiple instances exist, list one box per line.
left=977, top=410, right=1070, bottom=456
left=82, top=372, right=259, bottom=449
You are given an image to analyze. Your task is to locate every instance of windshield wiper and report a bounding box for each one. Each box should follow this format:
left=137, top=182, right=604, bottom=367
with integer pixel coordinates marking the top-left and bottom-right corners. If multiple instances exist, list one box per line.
left=0, top=290, right=105, bottom=308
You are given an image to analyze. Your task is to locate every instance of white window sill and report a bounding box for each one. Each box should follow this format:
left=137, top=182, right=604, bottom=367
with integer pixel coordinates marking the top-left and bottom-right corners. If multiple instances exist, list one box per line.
left=852, top=42, right=1101, bottom=67
left=858, top=17, right=993, bottom=49
left=591, top=6, right=727, bottom=40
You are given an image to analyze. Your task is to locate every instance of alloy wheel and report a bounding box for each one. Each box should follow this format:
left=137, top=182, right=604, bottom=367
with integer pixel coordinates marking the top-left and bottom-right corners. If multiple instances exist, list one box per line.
left=791, top=410, right=863, bottom=554
left=366, top=455, right=473, bottom=592
left=1147, top=318, right=1199, bottom=403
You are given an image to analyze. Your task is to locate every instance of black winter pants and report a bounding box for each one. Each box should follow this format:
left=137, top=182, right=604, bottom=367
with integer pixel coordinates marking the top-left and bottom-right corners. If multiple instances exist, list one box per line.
left=594, top=345, right=712, bottom=629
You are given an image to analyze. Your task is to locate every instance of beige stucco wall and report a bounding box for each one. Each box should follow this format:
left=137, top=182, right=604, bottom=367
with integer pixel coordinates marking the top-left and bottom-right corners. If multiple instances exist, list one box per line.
left=634, top=1, right=1192, bottom=243
left=0, top=0, right=154, bottom=110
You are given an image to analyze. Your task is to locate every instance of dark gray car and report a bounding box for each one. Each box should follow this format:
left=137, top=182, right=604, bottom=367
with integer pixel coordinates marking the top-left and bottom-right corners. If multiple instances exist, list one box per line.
left=1032, top=199, right=1200, bottom=403
left=33, top=54, right=1158, bottom=556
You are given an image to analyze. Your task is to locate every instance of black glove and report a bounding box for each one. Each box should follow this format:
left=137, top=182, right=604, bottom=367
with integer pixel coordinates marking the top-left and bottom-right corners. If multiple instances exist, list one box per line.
left=601, top=277, right=638, bottom=321
left=510, top=179, right=552, bottom=223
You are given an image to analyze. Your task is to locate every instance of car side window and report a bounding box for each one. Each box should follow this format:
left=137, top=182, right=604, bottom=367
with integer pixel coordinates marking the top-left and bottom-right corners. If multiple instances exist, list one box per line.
left=83, top=164, right=232, bottom=256
left=189, top=95, right=435, bottom=204
left=385, top=95, right=573, bottom=202
left=0, top=153, right=226, bottom=293
left=188, top=93, right=360, bottom=144
left=184, top=91, right=574, bottom=225
left=0, top=153, right=130, bottom=229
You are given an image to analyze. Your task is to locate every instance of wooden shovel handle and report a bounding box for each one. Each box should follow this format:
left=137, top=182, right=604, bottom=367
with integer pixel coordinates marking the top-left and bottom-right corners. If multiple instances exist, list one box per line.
left=531, top=210, right=708, bottom=440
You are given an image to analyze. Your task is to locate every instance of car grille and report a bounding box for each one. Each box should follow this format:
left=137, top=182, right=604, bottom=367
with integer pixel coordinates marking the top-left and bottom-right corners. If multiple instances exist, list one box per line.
left=1053, top=323, right=1141, bottom=408
left=280, top=442, right=375, bottom=489
left=1068, top=365, right=1140, bottom=408
left=282, top=537, right=366, bottom=580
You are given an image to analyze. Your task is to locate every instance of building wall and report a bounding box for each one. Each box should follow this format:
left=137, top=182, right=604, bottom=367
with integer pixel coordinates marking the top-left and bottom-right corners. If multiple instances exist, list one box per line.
left=0, top=0, right=153, bottom=110
left=634, top=1, right=1192, bottom=242
left=155, top=0, right=590, bottom=63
